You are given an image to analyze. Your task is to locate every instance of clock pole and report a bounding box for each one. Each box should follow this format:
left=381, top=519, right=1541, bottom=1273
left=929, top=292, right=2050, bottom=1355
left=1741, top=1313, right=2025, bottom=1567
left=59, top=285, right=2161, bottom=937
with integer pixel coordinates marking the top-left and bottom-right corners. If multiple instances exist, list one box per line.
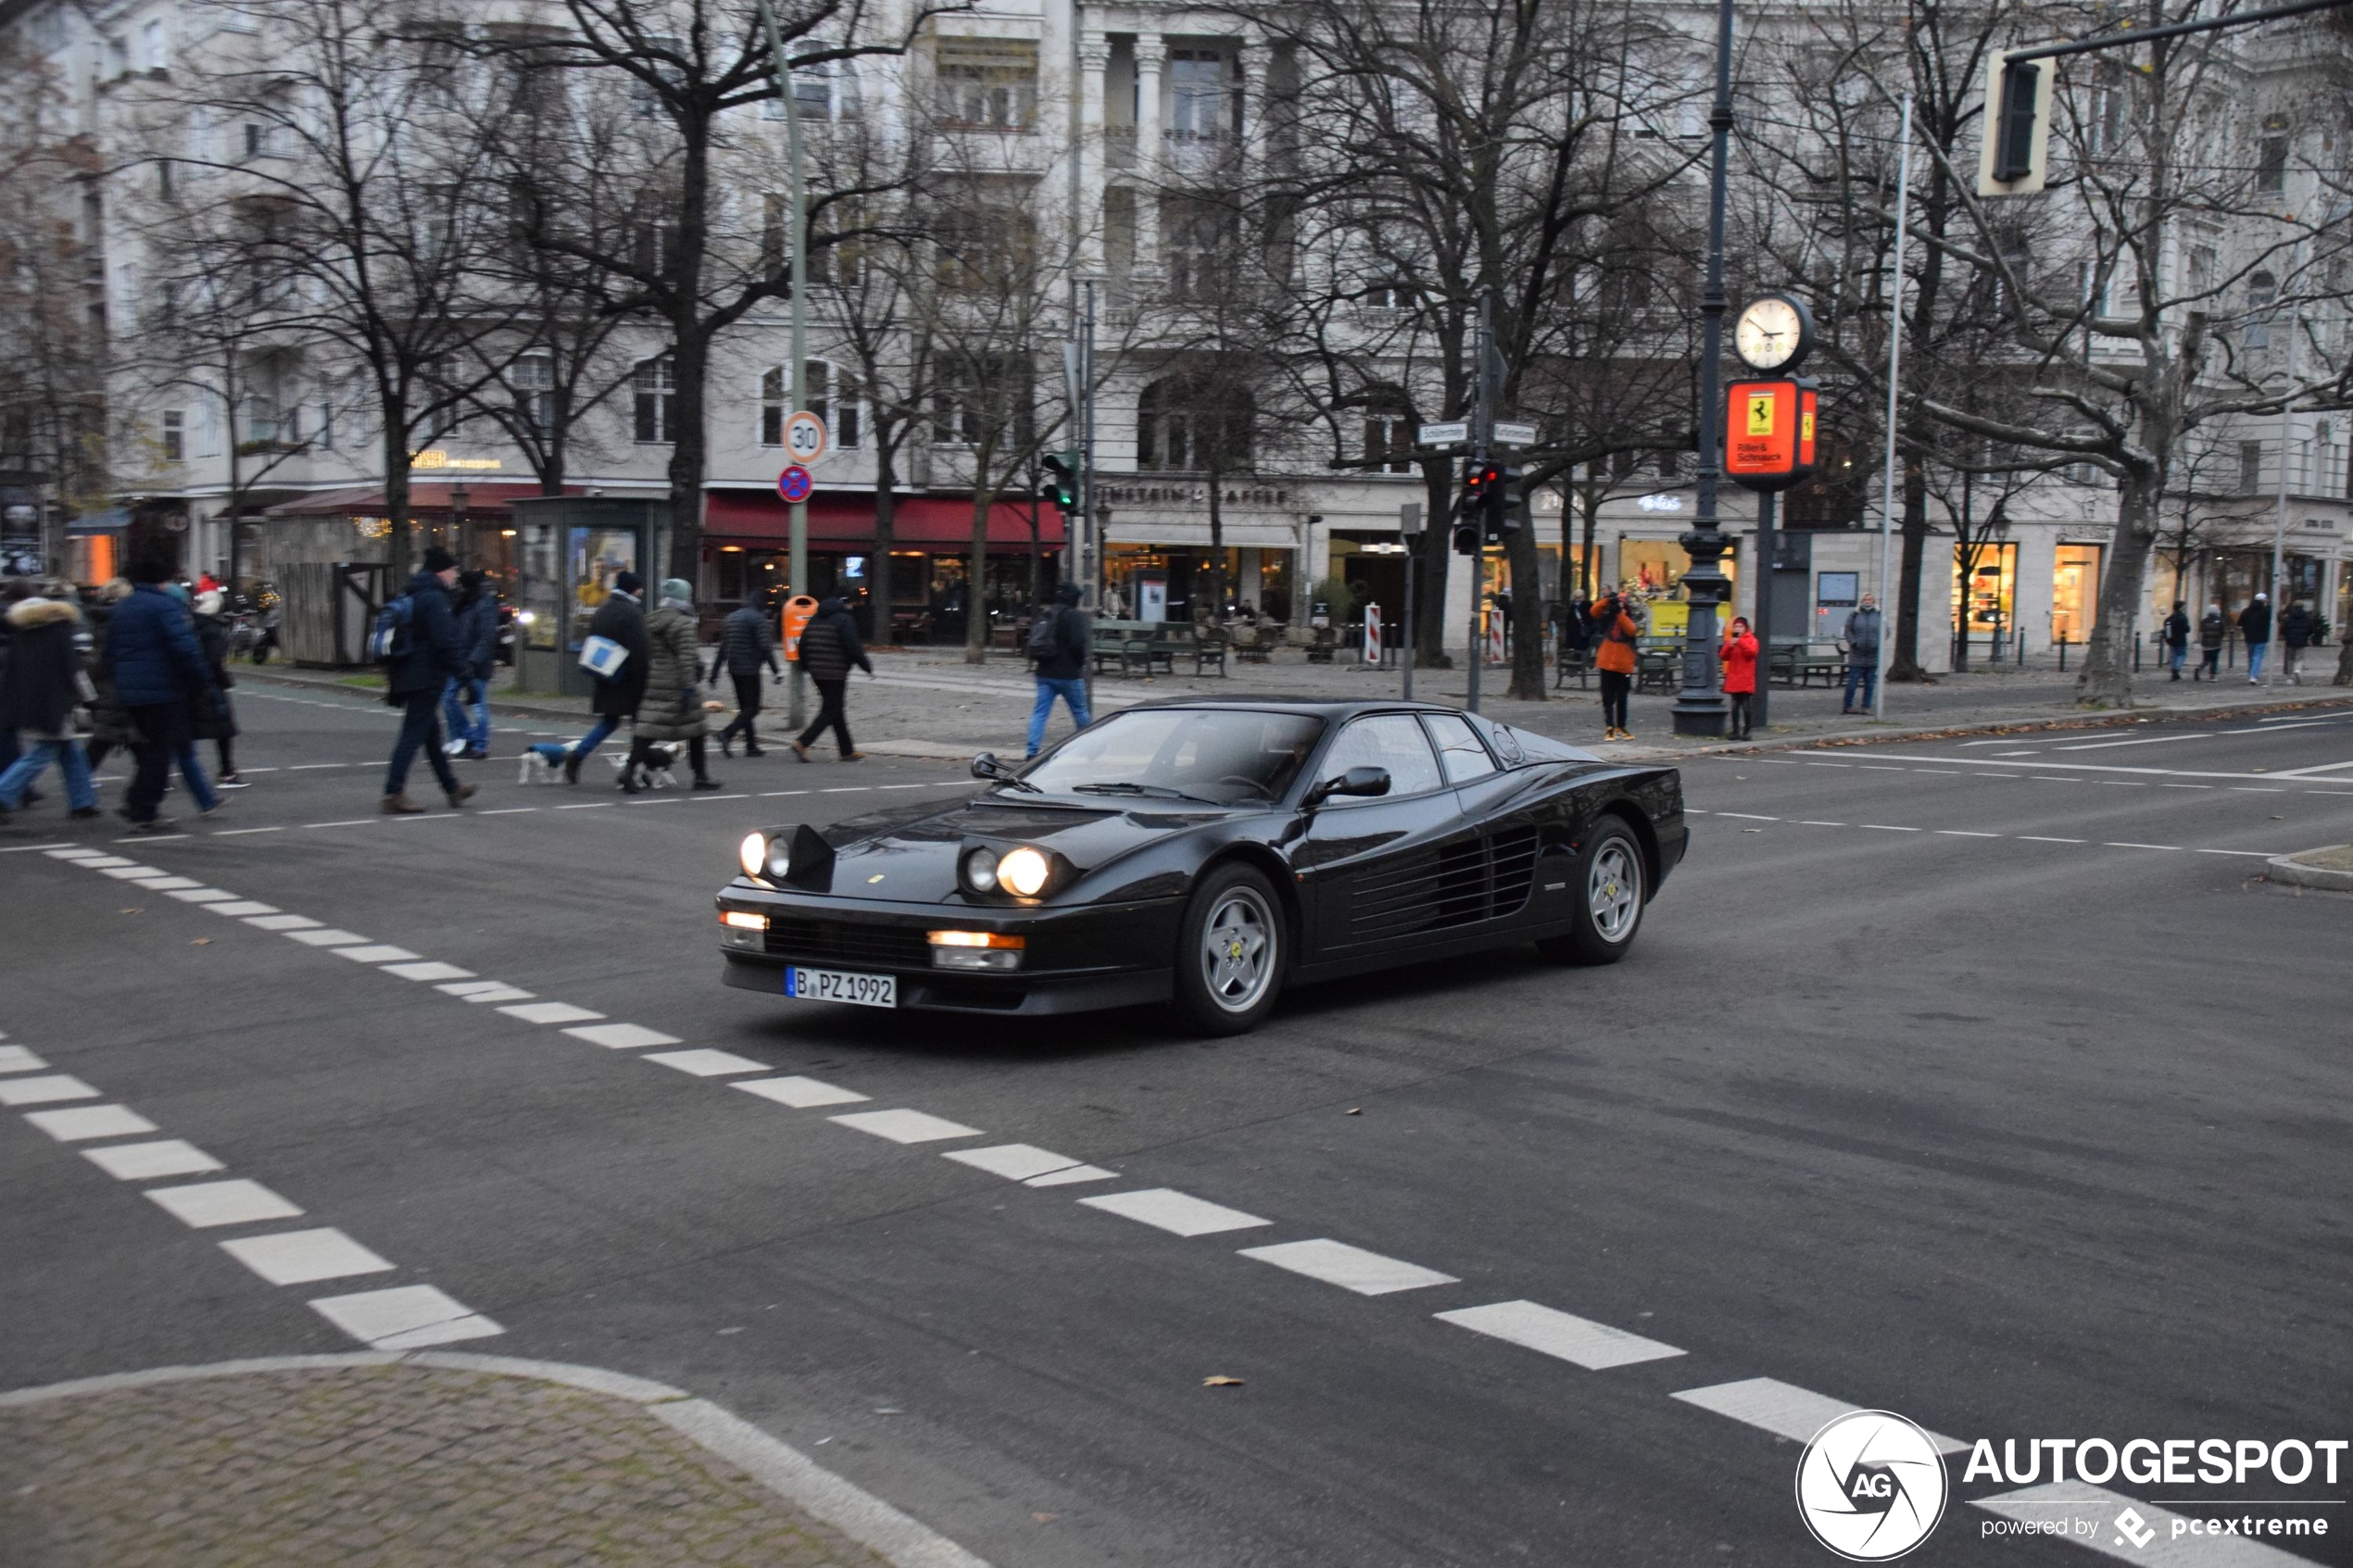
left=1671, top=0, right=1737, bottom=738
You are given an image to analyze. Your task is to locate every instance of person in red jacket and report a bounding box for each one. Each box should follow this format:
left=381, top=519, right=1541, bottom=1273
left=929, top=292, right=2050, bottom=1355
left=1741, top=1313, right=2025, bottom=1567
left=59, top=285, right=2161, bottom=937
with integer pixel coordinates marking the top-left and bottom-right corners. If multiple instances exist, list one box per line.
left=1721, top=615, right=1759, bottom=740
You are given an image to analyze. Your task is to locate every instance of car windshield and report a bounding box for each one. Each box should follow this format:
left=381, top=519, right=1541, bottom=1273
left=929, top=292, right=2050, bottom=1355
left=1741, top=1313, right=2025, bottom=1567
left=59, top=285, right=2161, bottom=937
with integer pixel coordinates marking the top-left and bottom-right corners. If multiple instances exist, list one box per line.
left=1020, top=709, right=1326, bottom=805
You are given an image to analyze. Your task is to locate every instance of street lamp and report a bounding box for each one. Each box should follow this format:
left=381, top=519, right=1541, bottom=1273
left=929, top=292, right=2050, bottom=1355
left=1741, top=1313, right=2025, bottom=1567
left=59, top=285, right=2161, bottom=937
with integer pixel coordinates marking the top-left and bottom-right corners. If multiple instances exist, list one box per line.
left=1670, top=0, right=1739, bottom=737
left=449, top=484, right=471, bottom=567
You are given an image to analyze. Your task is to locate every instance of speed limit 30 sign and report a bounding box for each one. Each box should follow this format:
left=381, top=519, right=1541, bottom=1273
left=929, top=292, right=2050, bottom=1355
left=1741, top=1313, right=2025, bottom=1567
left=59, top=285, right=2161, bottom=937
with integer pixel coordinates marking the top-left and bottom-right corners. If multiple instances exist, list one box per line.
left=783, top=410, right=828, bottom=465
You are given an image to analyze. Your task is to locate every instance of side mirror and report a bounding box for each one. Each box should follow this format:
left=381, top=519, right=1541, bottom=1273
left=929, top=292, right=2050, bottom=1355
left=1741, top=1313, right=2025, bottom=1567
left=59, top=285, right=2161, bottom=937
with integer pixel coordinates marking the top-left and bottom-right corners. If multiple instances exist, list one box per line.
left=971, top=751, right=1005, bottom=781
left=1305, top=766, right=1391, bottom=809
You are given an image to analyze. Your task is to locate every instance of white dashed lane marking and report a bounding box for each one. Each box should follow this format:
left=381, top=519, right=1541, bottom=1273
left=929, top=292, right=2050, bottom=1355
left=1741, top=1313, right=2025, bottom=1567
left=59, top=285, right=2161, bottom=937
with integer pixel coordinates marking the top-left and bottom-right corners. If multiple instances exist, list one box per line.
left=561, top=1022, right=681, bottom=1050
left=0, top=1046, right=48, bottom=1073
left=216, top=1227, right=395, bottom=1286
left=23, top=1105, right=157, bottom=1141
left=827, top=1109, right=984, bottom=1145
left=1079, top=1188, right=1272, bottom=1237
left=82, top=1139, right=224, bottom=1181
left=733, top=1076, right=870, bottom=1109
left=497, top=1001, right=604, bottom=1025
left=308, top=1284, right=503, bottom=1350
left=1437, top=1300, right=1686, bottom=1370
left=943, top=1144, right=1112, bottom=1184
left=0, top=1075, right=100, bottom=1107
left=1675, top=1377, right=1968, bottom=1451
left=144, top=1178, right=305, bottom=1229
left=1239, top=1238, right=1459, bottom=1296
left=641, top=1048, right=770, bottom=1077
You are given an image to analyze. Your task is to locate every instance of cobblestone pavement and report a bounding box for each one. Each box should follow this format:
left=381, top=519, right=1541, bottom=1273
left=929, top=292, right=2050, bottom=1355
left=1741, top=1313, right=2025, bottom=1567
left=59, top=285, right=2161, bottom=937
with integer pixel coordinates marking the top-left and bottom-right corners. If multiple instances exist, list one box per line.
left=0, top=1364, right=891, bottom=1568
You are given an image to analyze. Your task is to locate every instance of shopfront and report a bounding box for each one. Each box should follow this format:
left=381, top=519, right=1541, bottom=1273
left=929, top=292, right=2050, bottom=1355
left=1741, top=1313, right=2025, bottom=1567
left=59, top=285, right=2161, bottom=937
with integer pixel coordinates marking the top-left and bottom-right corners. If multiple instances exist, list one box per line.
left=1954, top=541, right=2018, bottom=659
left=2051, top=543, right=2104, bottom=645
left=1101, top=545, right=1295, bottom=623
left=701, top=490, right=1063, bottom=645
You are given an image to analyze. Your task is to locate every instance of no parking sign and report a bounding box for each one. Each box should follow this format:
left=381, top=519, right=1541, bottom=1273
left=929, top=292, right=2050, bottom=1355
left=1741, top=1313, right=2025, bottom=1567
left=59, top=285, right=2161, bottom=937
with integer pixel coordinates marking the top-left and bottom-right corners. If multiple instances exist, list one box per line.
left=776, top=465, right=813, bottom=503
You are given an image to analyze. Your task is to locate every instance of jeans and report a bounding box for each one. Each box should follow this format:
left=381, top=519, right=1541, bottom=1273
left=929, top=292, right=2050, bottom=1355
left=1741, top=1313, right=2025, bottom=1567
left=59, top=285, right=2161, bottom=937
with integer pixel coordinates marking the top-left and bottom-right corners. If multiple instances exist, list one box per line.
left=385, top=690, right=459, bottom=797
left=1027, top=676, right=1091, bottom=756
left=2169, top=645, right=2187, bottom=675
left=2246, top=642, right=2269, bottom=681
left=440, top=675, right=489, bottom=752
left=573, top=715, right=620, bottom=758
left=1843, top=660, right=1879, bottom=710
left=799, top=677, right=855, bottom=755
left=0, top=737, right=96, bottom=811
left=124, top=701, right=195, bottom=822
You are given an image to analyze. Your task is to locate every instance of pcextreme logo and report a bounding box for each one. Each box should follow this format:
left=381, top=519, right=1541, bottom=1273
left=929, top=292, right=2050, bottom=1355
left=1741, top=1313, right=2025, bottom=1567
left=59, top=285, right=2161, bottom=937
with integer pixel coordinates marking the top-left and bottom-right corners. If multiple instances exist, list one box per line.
left=1795, top=1411, right=1951, bottom=1561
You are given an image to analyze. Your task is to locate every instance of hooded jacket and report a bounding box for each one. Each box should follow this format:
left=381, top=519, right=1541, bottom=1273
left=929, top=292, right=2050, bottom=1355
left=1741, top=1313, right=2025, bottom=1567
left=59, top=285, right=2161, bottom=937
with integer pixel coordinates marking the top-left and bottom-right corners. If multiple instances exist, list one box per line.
left=2281, top=606, right=2315, bottom=647
left=585, top=589, right=650, bottom=717
left=2238, top=599, right=2272, bottom=645
left=1592, top=599, right=1639, bottom=676
left=1031, top=583, right=1089, bottom=682
left=797, top=596, right=873, bottom=683
left=384, top=569, right=469, bottom=698
left=105, top=583, right=216, bottom=709
left=635, top=599, right=710, bottom=742
left=0, top=597, right=86, bottom=739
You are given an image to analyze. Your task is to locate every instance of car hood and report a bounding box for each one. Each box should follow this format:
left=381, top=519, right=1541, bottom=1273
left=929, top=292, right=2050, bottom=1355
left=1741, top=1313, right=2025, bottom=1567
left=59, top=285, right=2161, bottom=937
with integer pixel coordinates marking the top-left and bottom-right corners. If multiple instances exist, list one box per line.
left=800, top=791, right=1252, bottom=904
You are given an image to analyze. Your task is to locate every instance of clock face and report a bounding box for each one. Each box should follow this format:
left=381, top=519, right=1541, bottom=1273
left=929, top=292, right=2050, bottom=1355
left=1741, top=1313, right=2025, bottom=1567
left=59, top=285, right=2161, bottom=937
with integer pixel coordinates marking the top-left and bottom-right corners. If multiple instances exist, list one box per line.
left=1735, top=296, right=1806, bottom=370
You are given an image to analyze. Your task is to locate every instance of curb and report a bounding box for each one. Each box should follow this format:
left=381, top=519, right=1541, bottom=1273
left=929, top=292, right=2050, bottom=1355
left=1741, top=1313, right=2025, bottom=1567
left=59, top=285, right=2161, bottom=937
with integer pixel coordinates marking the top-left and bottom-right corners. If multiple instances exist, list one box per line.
left=241, top=668, right=609, bottom=729
left=2265, top=847, right=2353, bottom=892
left=0, top=1350, right=994, bottom=1568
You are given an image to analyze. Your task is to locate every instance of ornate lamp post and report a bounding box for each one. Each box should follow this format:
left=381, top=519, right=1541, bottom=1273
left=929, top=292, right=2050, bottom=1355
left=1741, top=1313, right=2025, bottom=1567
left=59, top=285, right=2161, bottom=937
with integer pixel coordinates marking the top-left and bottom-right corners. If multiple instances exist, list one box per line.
left=1671, top=0, right=1739, bottom=737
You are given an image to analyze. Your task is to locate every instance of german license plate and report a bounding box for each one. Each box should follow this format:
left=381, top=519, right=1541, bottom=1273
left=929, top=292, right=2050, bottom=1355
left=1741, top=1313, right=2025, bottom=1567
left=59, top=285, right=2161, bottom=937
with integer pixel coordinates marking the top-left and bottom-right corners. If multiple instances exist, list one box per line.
left=784, top=966, right=897, bottom=1008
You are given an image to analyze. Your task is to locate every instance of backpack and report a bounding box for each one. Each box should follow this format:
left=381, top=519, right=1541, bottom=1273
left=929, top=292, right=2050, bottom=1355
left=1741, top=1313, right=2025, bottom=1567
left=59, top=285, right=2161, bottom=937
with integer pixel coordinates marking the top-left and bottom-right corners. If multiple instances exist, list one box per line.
left=1025, top=609, right=1062, bottom=662
left=369, top=594, right=415, bottom=663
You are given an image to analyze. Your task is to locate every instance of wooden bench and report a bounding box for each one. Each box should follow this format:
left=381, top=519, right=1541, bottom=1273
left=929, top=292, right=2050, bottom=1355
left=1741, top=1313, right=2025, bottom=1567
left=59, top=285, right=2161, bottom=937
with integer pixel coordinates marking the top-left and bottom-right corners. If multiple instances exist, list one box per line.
left=1768, top=640, right=1848, bottom=688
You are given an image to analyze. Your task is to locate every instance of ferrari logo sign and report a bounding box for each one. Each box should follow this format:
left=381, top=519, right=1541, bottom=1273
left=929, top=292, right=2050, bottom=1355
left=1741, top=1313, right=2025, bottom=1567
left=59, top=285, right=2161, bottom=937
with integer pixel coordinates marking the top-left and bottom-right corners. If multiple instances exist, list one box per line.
left=1726, top=379, right=1818, bottom=493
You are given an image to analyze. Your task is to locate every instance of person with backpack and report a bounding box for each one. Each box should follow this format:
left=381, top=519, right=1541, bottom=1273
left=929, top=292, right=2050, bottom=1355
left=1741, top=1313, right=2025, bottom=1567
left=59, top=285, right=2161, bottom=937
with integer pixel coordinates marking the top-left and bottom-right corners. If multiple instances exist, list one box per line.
left=1026, top=581, right=1091, bottom=758
left=2162, top=599, right=2191, bottom=681
left=2280, top=599, right=2316, bottom=684
left=791, top=595, right=873, bottom=762
left=711, top=596, right=781, bottom=757
left=0, top=582, right=101, bottom=822
left=107, top=558, right=222, bottom=833
left=2196, top=601, right=2225, bottom=680
left=381, top=546, right=478, bottom=814
left=1592, top=590, right=1639, bottom=741
left=563, top=571, right=649, bottom=784
left=439, top=570, right=497, bottom=760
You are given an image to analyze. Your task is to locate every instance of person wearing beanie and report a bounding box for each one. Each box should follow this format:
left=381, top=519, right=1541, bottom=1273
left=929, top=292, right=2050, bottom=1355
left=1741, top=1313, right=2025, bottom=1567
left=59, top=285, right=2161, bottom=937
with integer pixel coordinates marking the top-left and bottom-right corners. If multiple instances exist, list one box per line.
left=439, top=569, right=497, bottom=760
left=566, top=566, right=649, bottom=784
left=624, top=578, right=721, bottom=791
left=381, top=546, right=478, bottom=813
left=106, top=558, right=225, bottom=832
left=792, top=592, right=875, bottom=762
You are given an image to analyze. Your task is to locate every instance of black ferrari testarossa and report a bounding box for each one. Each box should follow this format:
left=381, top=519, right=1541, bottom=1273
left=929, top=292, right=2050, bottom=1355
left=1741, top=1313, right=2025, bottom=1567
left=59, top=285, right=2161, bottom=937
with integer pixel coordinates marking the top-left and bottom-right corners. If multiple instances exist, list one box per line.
left=717, top=697, right=1686, bottom=1035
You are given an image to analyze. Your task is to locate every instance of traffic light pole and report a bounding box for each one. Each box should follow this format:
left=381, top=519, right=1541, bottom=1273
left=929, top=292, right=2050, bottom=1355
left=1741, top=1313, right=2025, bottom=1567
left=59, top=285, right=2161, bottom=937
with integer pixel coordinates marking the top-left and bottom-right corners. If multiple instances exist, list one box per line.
left=756, top=0, right=809, bottom=731
left=1466, top=288, right=1494, bottom=714
left=1671, top=0, right=1735, bottom=738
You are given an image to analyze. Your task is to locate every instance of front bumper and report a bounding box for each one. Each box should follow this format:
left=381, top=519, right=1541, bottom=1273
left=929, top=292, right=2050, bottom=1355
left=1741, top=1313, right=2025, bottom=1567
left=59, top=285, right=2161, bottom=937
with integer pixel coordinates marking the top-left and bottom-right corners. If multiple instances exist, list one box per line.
left=715, top=882, right=1181, bottom=1016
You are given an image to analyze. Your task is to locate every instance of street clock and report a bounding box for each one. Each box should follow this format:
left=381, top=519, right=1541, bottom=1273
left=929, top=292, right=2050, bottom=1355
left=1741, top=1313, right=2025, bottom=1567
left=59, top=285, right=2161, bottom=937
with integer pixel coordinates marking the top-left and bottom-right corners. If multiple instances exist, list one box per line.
left=1733, top=293, right=1815, bottom=373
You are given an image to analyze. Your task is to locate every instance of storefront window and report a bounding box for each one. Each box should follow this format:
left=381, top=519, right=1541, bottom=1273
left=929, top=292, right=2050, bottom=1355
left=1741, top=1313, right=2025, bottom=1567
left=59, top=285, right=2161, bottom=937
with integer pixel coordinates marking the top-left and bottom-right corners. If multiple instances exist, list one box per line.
left=2052, top=544, right=2103, bottom=644
left=1953, top=541, right=2017, bottom=654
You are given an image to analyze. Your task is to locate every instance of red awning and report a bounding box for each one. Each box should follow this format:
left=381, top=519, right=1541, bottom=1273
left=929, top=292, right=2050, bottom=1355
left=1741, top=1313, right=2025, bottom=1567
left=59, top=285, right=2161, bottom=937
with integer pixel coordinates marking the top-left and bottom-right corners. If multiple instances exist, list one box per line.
left=703, top=490, right=1062, bottom=548
left=265, top=482, right=568, bottom=518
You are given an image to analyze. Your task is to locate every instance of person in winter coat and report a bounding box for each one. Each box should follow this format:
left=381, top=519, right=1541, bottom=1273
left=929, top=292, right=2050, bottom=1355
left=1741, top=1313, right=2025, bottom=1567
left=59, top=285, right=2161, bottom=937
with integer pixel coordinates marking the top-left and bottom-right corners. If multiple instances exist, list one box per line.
left=81, top=580, right=135, bottom=771
left=439, top=570, right=497, bottom=759
left=0, top=585, right=100, bottom=821
left=382, top=546, right=478, bottom=814
left=1024, top=581, right=1091, bottom=759
left=795, top=594, right=875, bottom=762
left=627, top=579, right=721, bottom=791
left=2238, top=593, right=2272, bottom=683
left=1720, top=615, right=1759, bottom=740
left=710, top=597, right=781, bottom=757
left=106, top=558, right=222, bottom=832
left=2196, top=602, right=2225, bottom=680
left=1592, top=591, right=1640, bottom=741
left=191, top=589, right=245, bottom=785
left=2280, top=601, right=2317, bottom=684
left=1842, top=595, right=1883, bottom=713
left=2162, top=600, right=2191, bottom=681
left=565, top=571, right=650, bottom=784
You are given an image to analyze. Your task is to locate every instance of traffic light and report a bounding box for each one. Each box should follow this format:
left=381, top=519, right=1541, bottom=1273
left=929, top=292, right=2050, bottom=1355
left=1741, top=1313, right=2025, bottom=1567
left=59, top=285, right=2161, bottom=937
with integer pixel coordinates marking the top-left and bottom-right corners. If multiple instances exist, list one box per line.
left=1456, top=460, right=1499, bottom=555
left=1490, top=463, right=1522, bottom=539
left=1042, top=450, right=1080, bottom=515
left=1977, top=52, right=2050, bottom=196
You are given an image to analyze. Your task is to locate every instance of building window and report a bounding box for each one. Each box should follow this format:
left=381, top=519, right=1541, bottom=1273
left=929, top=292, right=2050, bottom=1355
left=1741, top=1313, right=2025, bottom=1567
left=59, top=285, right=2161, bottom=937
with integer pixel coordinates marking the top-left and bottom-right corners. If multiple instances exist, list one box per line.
left=761, top=367, right=787, bottom=445
left=1168, top=49, right=1238, bottom=142
left=511, top=353, right=555, bottom=435
left=1139, top=377, right=1252, bottom=472
left=2256, top=119, right=2288, bottom=194
left=141, top=17, right=165, bottom=70
left=2240, top=441, right=2264, bottom=495
left=768, top=56, right=858, bottom=121
left=1163, top=196, right=1236, bottom=301
left=935, top=38, right=1038, bottom=131
left=635, top=358, right=675, bottom=444
left=161, top=409, right=184, bottom=461
left=1364, top=410, right=1414, bottom=473
left=1361, top=281, right=1412, bottom=311
left=807, top=359, right=860, bottom=449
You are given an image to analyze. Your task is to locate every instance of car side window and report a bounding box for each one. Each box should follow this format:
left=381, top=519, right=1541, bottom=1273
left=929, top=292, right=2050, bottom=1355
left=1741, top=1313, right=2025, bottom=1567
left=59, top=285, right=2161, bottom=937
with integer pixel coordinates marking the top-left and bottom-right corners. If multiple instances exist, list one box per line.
left=1422, top=713, right=1498, bottom=784
left=1316, top=715, right=1442, bottom=799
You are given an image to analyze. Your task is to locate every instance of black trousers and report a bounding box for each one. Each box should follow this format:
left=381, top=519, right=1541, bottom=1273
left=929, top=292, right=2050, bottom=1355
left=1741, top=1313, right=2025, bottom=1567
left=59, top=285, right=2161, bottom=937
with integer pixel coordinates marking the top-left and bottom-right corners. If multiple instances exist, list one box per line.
left=720, top=671, right=762, bottom=746
left=1730, top=691, right=1753, bottom=737
left=1599, top=671, right=1630, bottom=730
left=125, top=701, right=192, bottom=822
left=2197, top=647, right=2221, bottom=678
left=385, top=690, right=458, bottom=797
left=799, top=677, right=853, bottom=754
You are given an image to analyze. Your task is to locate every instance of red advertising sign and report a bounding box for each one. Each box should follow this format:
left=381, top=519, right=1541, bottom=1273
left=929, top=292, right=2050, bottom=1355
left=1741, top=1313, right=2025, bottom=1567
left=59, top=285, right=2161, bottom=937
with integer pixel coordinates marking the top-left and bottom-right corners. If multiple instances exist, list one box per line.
left=1727, top=380, right=1799, bottom=483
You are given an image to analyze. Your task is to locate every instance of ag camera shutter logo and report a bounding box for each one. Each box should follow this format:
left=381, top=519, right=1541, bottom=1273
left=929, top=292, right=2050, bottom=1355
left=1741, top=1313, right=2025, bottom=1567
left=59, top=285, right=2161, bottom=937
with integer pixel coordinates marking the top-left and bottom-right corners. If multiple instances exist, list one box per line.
left=1795, top=1411, right=1950, bottom=1561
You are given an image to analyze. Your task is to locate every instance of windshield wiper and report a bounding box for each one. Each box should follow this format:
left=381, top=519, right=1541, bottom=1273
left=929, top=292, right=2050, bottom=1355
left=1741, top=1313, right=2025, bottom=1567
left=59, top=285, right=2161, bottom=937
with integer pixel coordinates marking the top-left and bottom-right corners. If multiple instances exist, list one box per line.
left=1070, top=782, right=1224, bottom=806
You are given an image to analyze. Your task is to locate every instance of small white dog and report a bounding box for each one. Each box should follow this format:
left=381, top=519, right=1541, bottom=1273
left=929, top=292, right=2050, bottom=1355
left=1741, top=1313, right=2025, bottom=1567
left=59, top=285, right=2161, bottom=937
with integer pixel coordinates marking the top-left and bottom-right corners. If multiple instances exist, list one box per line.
left=518, top=743, right=571, bottom=786
left=625, top=743, right=680, bottom=791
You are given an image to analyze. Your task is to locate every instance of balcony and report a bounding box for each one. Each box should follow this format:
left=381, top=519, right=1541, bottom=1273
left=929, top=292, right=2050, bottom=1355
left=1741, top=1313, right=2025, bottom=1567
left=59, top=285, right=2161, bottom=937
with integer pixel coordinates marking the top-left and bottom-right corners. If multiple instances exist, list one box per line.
left=1104, top=124, right=1137, bottom=169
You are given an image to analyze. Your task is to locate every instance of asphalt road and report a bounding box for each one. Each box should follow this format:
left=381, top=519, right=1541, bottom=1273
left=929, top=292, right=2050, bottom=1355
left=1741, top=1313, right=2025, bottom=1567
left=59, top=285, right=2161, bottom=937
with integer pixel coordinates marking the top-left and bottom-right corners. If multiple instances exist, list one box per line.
left=4, top=687, right=2349, bottom=1567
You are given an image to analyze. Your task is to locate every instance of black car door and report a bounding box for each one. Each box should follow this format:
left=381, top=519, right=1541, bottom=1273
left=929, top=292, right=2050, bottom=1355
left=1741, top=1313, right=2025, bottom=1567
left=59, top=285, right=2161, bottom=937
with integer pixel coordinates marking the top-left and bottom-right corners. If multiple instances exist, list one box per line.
left=1418, top=711, right=1543, bottom=927
left=1295, top=713, right=1464, bottom=962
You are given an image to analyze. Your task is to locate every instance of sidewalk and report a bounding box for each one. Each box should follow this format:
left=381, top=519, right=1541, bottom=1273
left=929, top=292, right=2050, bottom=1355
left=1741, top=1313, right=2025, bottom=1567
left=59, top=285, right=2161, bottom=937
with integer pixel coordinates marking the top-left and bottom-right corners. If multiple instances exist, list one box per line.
left=0, top=1355, right=975, bottom=1568
left=240, top=647, right=2353, bottom=766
